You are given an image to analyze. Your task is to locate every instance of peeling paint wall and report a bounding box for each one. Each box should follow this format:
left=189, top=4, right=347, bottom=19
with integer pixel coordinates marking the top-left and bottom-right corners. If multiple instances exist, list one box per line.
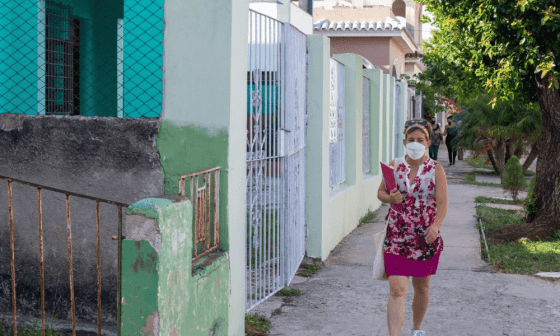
left=121, top=198, right=230, bottom=336
left=0, top=113, right=163, bottom=324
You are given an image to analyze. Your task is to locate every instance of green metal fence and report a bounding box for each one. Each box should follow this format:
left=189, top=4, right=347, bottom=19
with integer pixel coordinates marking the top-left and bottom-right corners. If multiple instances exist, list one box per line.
left=0, top=0, right=163, bottom=118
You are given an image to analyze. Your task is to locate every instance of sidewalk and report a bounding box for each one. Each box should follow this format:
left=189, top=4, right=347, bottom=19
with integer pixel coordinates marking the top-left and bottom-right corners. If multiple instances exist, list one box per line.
left=252, top=146, right=560, bottom=336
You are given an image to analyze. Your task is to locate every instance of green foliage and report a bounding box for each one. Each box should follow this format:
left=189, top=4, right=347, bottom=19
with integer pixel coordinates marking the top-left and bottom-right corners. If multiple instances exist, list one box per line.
left=245, top=314, right=271, bottom=336
left=455, top=94, right=541, bottom=151
left=358, top=209, right=376, bottom=226
left=417, top=0, right=560, bottom=104
left=277, top=288, right=302, bottom=297
left=476, top=206, right=560, bottom=275
left=297, top=261, right=322, bottom=277
left=0, top=318, right=63, bottom=336
left=466, top=155, right=495, bottom=170
left=524, top=175, right=538, bottom=218
left=501, top=156, right=527, bottom=202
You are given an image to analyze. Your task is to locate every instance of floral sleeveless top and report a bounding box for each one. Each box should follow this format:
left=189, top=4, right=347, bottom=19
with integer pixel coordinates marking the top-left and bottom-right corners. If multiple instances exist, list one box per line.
left=384, top=156, right=443, bottom=261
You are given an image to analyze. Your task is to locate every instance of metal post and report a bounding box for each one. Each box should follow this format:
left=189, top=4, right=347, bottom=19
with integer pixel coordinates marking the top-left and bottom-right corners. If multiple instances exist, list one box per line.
left=8, top=180, right=17, bottom=336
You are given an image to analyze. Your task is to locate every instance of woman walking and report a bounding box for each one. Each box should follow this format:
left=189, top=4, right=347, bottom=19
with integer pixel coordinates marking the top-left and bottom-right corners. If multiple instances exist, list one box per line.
left=428, top=118, right=442, bottom=161
left=443, top=115, right=458, bottom=166
left=377, top=119, right=448, bottom=336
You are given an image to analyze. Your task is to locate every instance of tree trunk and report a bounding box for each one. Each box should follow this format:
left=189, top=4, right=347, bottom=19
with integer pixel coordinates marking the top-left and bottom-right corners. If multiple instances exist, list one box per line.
left=513, top=141, right=524, bottom=159
left=522, top=141, right=539, bottom=174
left=505, top=142, right=512, bottom=165
left=492, top=139, right=507, bottom=176
left=486, top=149, right=499, bottom=172
left=486, top=74, right=560, bottom=244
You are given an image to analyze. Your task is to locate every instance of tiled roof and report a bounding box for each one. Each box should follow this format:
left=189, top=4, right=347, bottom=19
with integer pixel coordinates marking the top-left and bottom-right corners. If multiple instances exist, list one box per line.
left=313, top=16, right=406, bottom=32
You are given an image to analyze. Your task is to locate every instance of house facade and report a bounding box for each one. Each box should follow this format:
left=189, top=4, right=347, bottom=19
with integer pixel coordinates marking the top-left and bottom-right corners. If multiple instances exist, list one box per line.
left=312, top=0, right=426, bottom=118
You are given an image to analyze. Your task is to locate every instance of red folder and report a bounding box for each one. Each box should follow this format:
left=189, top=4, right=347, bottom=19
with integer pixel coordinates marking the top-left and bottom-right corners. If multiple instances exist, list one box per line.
left=380, top=162, right=404, bottom=212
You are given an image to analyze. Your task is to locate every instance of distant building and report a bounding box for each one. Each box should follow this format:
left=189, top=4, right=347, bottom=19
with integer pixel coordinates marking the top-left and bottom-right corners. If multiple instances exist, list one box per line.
left=312, top=0, right=426, bottom=119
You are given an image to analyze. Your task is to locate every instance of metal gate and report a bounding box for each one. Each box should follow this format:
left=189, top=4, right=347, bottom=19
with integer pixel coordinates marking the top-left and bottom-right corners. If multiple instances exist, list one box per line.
left=246, top=10, right=307, bottom=312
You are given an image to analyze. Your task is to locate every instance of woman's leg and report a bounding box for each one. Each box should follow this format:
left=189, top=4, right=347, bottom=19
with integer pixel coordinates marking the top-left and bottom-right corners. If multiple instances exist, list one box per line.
left=446, top=138, right=454, bottom=165
left=429, top=145, right=435, bottom=160
left=387, top=276, right=409, bottom=336
left=452, top=149, right=458, bottom=164
left=412, top=276, right=432, bottom=330
left=433, top=145, right=439, bottom=161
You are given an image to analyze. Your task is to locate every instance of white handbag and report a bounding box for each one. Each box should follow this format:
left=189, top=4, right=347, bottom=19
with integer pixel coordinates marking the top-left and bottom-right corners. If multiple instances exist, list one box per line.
left=372, top=218, right=389, bottom=281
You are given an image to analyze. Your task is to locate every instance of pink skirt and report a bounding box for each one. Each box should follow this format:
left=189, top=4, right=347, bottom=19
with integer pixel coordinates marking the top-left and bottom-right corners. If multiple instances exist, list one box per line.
left=384, top=247, right=442, bottom=278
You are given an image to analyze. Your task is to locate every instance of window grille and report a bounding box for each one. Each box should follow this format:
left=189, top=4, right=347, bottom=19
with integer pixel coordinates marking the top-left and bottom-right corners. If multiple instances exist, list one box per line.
left=0, top=0, right=164, bottom=118
left=329, top=59, right=345, bottom=188
left=45, top=2, right=78, bottom=115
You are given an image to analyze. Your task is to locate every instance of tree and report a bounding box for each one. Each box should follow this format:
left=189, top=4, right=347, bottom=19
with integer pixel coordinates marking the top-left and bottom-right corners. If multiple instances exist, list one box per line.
left=501, top=155, right=527, bottom=203
left=417, top=0, right=560, bottom=243
left=456, top=94, right=541, bottom=176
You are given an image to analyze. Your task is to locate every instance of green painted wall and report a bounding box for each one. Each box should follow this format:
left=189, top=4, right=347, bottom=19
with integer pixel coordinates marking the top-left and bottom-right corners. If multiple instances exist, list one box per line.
left=121, top=240, right=159, bottom=335
left=161, top=0, right=248, bottom=334
left=306, top=47, right=385, bottom=259
left=156, top=121, right=230, bottom=251
left=364, top=68, right=383, bottom=176
left=121, top=199, right=230, bottom=336
left=305, top=35, right=331, bottom=259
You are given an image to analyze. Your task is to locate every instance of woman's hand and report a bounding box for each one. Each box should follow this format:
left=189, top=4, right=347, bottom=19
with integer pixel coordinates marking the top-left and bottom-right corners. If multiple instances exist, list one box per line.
left=389, top=188, right=403, bottom=204
left=425, top=226, right=439, bottom=244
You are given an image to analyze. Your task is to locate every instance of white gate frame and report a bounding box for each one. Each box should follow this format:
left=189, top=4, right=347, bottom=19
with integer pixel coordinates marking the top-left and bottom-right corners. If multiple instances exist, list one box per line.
left=246, top=10, right=307, bottom=312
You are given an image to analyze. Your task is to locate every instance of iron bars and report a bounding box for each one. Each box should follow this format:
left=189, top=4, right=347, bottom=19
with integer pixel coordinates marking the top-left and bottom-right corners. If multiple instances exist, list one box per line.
left=178, top=167, right=221, bottom=263
left=0, top=175, right=127, bottom=336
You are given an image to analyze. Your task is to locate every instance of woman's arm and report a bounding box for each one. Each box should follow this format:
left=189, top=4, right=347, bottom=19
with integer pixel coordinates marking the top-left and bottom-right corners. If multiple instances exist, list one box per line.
left=432, top=164, right=448, bottom=229
left=378, top=160, right=398, bottom=203
left=442, top=125, right=448, bottom=137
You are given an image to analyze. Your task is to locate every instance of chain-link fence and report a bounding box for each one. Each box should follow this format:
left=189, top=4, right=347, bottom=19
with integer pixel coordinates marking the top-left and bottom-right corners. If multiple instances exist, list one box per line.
left=0, top=0, right=163, bottom=118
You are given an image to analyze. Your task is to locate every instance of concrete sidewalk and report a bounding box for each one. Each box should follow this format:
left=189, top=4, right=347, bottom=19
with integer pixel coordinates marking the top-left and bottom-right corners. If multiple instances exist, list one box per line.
left=252, top=148, right=560, bottom=335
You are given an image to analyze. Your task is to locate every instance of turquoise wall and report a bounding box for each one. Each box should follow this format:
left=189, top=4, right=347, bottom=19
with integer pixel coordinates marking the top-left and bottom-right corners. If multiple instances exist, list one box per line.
left=123, top=0, right=163, bottom=118
left=0, top=0, right=40, bottom=114
left=0, top=0, right=163, bottom=118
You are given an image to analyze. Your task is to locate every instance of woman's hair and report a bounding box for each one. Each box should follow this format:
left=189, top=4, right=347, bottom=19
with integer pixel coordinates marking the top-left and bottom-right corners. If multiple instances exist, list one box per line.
left=404, top=123, right=432, bottom=141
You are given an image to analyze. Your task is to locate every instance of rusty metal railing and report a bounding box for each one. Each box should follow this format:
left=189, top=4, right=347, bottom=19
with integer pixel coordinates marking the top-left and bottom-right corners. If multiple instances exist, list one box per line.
left=0, top=175, right=127, bottom=336
left=178, top=167, right=221, bottom=262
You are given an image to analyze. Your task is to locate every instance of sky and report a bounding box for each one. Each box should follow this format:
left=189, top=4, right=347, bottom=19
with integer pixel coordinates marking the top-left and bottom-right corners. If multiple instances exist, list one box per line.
left=421, top=10, right=439, bottom=42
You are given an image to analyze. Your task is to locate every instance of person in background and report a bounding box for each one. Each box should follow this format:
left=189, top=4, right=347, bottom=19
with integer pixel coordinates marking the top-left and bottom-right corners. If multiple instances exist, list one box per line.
left=443, top=115, right=458, bottom=166
left=429, top=117, right=442, bottom=161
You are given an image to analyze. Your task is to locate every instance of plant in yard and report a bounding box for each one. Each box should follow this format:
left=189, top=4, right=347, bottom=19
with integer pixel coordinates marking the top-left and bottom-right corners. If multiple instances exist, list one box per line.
left=415, top=0, right=560, bottom=244
left=501, top=156, right=527, bottom=204
left=245, top=314, right=271, bottom=336
left=523, top=175, right=538, bottom=222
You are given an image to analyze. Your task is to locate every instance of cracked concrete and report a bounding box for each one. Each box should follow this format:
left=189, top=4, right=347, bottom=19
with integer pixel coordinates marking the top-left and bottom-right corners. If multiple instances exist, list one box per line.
left=251, top=147, right=560, bottom=336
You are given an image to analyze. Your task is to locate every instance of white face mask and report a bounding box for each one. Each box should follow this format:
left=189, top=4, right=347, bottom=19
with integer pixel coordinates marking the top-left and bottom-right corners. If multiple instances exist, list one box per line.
left=406, top=141, right=426, bottom=160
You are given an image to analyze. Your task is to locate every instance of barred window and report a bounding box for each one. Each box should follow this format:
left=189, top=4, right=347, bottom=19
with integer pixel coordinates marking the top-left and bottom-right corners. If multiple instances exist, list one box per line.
left=45, top=2, right=80, bottom=115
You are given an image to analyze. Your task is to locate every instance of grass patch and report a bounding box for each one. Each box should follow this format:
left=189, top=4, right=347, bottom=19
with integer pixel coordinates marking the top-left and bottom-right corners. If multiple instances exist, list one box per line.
left=245, top=314, right=271, bottom=336
left=358, top=209, right=376, bottom=226
left=476, top=205, right=560, bottom=275
left=475, top=196, right=525, bottom=205
left=297, top=260, right=322, bottom=277
left=464, top=171, right=502, bottom=187
left=465, top=156, right=536, bottom=177
left=466, top=156, right=495, bottom=170
left=276, top=288, right=302, bottom=297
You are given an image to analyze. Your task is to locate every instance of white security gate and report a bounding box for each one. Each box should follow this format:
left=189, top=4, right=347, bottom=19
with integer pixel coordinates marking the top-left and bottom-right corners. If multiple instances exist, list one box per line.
left=246, top=10, right=307, bottom=312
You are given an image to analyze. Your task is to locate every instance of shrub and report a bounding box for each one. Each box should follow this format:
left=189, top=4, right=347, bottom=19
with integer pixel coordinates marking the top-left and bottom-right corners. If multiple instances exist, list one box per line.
left=524, top=175, right=538, bottom=222
left=501, top=155, right=527, bottom=204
